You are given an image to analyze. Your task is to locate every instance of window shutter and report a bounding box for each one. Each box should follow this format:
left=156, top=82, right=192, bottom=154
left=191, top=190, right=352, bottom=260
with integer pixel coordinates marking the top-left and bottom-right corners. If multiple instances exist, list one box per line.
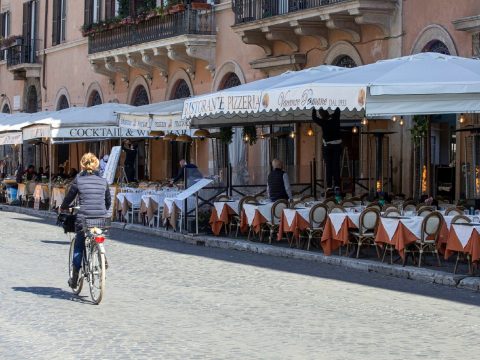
left=105, top=0, right=114, bottom=19
left=84, top=0, right=93, bottom=26
left=23, top=2, right=32, bottom=43
left=61, top=0, right=67, bottom=42
left=52, top=0, right=59, bottom=45
left=0, top=13, right=4, bottom=39
left=95, top=0, right=102, bottom=22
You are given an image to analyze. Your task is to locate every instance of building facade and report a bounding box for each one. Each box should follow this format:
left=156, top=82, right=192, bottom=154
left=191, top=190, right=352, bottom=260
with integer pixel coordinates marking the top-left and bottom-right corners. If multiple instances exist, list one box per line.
left=1, top=0, right=480, bottom=199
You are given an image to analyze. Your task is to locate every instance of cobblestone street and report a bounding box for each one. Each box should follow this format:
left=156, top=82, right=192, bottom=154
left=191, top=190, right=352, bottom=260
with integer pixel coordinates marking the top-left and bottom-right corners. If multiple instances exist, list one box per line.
left=0, top=211, right=479, bottom=359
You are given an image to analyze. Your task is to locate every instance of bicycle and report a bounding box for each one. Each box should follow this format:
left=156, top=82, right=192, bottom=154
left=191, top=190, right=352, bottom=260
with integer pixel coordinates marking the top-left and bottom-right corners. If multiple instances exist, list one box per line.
left=68, top=216, right=110, bottom=305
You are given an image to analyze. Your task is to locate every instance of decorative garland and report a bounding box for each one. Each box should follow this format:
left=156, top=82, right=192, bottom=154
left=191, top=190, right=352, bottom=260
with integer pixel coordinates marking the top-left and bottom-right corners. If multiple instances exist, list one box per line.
left=219, top=127, right=233, bottom=145
left=410, top=115, right=428, bottom=145
left=0, top=35, right=22, bottom=50
left=242, top=126, right=257, bottom=145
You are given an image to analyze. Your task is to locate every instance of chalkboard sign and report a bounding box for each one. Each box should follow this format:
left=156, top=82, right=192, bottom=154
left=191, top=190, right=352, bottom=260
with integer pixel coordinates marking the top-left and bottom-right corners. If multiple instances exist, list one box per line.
left=103, top=146, right=121, bottom=185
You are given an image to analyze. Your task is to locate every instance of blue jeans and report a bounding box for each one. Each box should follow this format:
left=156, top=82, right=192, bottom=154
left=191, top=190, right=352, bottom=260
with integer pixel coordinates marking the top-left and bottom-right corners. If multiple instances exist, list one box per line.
left=73, top=230, right=85, bottom=271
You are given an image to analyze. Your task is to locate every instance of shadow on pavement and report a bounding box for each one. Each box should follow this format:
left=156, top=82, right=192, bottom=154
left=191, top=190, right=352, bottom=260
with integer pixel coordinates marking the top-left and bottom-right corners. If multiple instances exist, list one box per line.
left=109, top=228, right=480, bottom=307
left=41, top=240, right=71, bottom=245
left=12, top=286, right=90, bottom=303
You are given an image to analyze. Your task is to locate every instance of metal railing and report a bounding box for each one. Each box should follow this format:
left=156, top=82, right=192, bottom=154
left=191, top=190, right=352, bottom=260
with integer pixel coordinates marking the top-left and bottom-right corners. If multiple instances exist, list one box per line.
left=6, top=42, right=36, bottom=68
left=88, top=6, right=215, bottom=54
left=232, top=0, right=352, bottom=24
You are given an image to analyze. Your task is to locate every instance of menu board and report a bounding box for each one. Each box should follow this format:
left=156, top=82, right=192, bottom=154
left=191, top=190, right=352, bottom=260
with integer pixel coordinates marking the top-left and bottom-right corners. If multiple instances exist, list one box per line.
left=102, top=146, right=121, bottom=185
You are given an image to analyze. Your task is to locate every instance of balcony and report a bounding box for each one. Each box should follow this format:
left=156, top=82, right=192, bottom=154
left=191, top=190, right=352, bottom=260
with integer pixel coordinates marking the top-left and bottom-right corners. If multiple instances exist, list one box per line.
left=87, top=6, right=216, bottom=84
left=5, top=41, right=41, bottom=80
left=231, top=0, right=397, bottom=68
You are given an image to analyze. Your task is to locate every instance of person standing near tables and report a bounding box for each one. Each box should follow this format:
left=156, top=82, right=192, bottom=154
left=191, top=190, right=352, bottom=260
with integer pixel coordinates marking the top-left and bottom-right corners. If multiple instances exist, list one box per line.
left=267, top=159, right=292, bottom=201
left=122, top=140, right=137, bottom=183
left=24, top=165, right=36, bottom=181
left=171, top=159, right=203, bottom=186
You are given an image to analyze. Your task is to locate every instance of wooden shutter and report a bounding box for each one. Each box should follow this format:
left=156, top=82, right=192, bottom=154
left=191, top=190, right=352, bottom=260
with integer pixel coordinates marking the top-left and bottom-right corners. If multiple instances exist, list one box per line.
left=61, top=0, right=66, bottom=42
left=105, top=0, right=114, bottom=19
left=0, top=13, right=4, bottom=39
left=84, top=0, right=93, bottom=26
left=23, top=2, right=32, bottom=43
left=52, top=0, right=59, bottom=45
left=95, top=0, right=102, bottom=22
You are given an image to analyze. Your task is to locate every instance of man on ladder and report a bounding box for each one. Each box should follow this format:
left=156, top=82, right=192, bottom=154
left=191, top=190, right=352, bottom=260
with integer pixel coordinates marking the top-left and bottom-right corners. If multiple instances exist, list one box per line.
left=312, top=107, right=342, bottom=191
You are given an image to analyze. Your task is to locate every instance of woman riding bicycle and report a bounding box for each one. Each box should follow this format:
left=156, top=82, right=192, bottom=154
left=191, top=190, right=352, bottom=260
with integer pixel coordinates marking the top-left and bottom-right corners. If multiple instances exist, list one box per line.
left=61, top=153, right=111, bottom=288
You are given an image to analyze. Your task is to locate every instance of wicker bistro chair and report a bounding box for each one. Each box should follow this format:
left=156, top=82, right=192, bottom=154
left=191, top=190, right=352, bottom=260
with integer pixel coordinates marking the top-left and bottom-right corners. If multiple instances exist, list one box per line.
left=215, top=194, right=230, bottom=202
left=348, top=197, right=363, bottom=206
left=303, top=203, right=329, bottom=251
left=349, top=208, right=380, bottom=258
left=382, top=204, right=396, bottom=212
left=341, top=200, right=355, bottom=207
left=323, top=197, right=337, bottom=210
left=445, top=207, right=465, bottom=216
left=403, top=211, right=443, bottom=267
left=417, top=206, right=434, bottom=217
left=230, top=195, right=256, bottom=237
left=262, top=199, right=288, bottom=244
left=451, top=215, right=473, bottom=274
left=255, top=194, right=268, bottom=202
left=300, top=195, right=315, bottom=203
left=329, top=205, right=346, bottom=213
left=383, top=208, right=401, bottom=217
left=366, top=203, right=381, bottom=211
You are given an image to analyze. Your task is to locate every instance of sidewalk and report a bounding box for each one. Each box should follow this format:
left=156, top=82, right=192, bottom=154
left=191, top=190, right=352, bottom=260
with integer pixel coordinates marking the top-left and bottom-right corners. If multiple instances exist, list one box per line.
left=1, top=204, right=479, bottom=292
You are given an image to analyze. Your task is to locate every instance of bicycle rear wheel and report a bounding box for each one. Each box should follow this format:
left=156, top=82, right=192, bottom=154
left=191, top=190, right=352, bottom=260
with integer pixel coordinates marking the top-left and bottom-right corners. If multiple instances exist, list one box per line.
left=68, top=237, right=83, bottom=295
left=88, top=242, right=106, bottom=304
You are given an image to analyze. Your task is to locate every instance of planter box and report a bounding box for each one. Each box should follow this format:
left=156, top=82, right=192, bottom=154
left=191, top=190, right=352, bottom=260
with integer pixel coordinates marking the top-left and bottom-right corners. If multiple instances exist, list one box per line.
left=191, top=2, right=212, bottom=10
left=169, top=4, right=186, bottom=14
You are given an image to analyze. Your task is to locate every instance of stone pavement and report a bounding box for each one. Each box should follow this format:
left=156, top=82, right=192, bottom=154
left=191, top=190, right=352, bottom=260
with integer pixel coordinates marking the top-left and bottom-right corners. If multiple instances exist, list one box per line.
left=0, top=211, right=479, bottom=359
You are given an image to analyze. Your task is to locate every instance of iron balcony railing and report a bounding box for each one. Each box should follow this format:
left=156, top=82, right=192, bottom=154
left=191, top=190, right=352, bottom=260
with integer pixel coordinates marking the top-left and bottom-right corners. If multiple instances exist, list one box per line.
left=6, top=41, right=37, bottom=68
left=232, top=0, right=353, bottom=24
left=88, top=6, right=215, bottom=54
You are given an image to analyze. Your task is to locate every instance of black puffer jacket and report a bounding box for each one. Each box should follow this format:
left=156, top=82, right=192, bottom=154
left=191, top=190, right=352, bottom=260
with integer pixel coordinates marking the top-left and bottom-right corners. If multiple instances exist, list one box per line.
left=61, top=171, right=111, bottom=217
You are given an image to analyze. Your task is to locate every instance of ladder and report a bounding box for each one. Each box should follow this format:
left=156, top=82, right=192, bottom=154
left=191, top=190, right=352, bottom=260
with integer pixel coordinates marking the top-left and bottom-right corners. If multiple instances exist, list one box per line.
left=340, top=146, right=351, bottom=178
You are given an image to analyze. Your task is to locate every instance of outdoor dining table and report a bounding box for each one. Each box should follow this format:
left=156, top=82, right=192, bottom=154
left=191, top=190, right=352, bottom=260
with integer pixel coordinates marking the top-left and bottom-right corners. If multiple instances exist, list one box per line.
left=116, top=192, right=143, bottom=218
left=17, top=182, right=36, bottom=200
left=239, top=202, right=275, bottom=234
left=276, top=202, right=325, bottom=241
left=445, top=223, right=480, bottom=263
left=50, top=186, right=66, bottom=208
left=33, top=184, right=49, bottom=202
left=321, top=212, right=361, bottom=255
left=139, top=191, right=179, bottom=224
left=209, top=200, right=240, bottom=236
left=162, top=196, right=196, bottom=231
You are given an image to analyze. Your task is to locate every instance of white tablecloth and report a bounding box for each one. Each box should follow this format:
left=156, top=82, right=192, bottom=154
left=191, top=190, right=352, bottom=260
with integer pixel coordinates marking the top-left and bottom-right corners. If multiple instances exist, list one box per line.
left=51, top=187, right=66, bottom=207
left=328, top=213, right=361, bottom=235
left=33, top=184, right=49, bottom=201
left=243, top=202, right=274, bottom=225
left=283, top=208, right=311, bottom=227
left=451, top=224, right=480, bottom=247
left=213, top=201, right=240, bottom=217
left=379, top=216, right=423, bottom=241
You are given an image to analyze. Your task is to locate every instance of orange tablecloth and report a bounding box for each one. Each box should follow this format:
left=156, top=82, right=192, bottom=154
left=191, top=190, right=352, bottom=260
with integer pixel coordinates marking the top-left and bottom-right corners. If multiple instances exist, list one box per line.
left=277, top=211, right=310, bottom=241
left=445, top=226, right=480, bottom=263
left=321, top=216, right=357, bottom=256
left=375, top=221, right=418, bottom=259
left=209, top=204, right=237, bottom=236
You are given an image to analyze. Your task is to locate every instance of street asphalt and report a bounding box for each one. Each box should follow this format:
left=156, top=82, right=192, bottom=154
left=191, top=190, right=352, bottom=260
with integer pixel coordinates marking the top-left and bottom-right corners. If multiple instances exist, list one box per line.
left=0, top=211, right=479, bottom=359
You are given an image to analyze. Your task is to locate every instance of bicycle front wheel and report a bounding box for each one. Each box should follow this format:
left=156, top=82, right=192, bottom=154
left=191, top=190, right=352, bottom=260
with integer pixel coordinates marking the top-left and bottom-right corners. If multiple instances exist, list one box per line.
left=88, top=242, right=106, bottom=304
left=68, top=237, right=83, bottom=295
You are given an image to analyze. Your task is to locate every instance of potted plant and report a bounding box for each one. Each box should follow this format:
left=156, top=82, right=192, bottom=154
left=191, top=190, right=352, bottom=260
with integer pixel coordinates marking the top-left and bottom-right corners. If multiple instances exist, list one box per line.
left=191, top=1, right=212, bottom=10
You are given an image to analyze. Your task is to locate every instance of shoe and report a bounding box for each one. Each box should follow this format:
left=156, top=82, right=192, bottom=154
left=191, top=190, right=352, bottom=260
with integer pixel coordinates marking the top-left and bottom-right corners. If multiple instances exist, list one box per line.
left=68, top=267, right=79, bottom=288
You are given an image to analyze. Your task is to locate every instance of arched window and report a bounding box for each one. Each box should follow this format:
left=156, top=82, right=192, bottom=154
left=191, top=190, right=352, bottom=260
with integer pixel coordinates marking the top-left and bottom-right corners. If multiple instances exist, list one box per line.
left=26, top=86, right=38, bottom=113
left=172, top=80, right=191, bottom=100
left=220, top=73, right=241, bottom=90
left=333, top=55, right=357, bottom=68
left=422, top=40, right=450, bottom=55
left=131, top=85, right=149, bottom=106
left=57, top=95, right=69, bottom=110
left=88, top=90, right=102, bottom=107
left=2, top=104, right=10, bottom=113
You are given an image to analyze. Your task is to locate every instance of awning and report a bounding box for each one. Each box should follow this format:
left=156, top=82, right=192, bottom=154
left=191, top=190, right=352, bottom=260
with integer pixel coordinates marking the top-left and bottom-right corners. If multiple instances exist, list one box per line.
left=117, top=99, right=187, bottom=132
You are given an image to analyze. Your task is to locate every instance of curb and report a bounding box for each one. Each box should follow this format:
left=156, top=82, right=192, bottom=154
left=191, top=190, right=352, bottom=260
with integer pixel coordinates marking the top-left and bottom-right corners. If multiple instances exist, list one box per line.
left=1, top=205, right=479, bottom=292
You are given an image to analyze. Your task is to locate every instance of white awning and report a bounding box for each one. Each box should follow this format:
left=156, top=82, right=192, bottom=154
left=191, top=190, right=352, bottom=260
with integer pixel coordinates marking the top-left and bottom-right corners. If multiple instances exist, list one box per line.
left=0, top=132, right=22, bottom=145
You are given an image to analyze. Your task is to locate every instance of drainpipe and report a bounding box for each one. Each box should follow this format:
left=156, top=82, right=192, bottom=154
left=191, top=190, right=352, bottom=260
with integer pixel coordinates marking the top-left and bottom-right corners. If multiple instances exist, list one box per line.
left=42, top=0, right=49, bottom=96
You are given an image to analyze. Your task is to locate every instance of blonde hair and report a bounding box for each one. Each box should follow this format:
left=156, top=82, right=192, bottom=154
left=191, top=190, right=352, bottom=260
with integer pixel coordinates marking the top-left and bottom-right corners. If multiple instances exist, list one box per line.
left=80, top=153, right=99, bottom=173
left=272, top=158, right=283, bottom=169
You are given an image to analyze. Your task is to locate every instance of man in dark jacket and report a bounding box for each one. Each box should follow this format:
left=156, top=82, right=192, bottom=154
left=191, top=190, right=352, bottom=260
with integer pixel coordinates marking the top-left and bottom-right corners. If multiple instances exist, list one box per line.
left=267, top=159, right=292, bottom=201
left=312, top=107, right=342, bottom=189
left=61, top=153, right=111, bottom=288
left=171, top=159, right=203, bottom=187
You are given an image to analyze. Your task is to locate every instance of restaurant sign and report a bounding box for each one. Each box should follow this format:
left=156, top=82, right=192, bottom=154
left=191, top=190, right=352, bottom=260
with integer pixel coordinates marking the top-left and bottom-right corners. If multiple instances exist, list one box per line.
left=260, top=85, right=367, bottom=112
left=22, top=125, right=51, bottom=141
left=151, top=115, right=190, bottom=131
left=50, top=126, right=150, bottom=138
left=182, top=92, right=262, bottom=119
left=118, top=114, right=151, bottom=131
left=0, top=132, right=23, bottom=145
